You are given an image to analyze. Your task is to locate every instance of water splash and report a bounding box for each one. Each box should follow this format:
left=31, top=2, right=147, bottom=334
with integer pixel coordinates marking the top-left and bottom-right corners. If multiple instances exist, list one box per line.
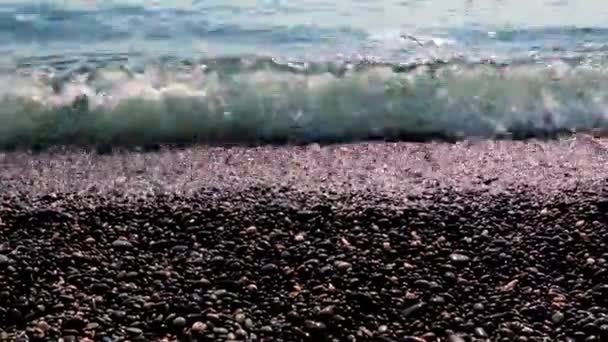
left=1, top=56, right=607, bottom=150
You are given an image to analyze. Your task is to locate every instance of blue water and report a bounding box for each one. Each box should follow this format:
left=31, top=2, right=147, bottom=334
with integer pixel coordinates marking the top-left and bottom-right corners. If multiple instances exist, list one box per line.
left=1, top=0, right=608, bottom=148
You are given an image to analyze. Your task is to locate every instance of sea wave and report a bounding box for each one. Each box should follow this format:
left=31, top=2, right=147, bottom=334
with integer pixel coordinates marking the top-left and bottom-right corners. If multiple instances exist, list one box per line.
left=1, top=56, right=607, bottom=150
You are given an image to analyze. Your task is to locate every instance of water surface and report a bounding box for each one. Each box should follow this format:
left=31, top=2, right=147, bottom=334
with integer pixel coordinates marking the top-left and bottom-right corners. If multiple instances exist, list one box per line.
left=1, top=0, right=608, bottom=148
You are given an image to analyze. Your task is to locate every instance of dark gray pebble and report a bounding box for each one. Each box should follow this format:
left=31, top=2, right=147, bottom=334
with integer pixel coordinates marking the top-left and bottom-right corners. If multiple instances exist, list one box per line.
left=552, top=311, right=565, bottom=324
left=400, top=337, right=425, bottom=342
left=126, top=327, right=143, bottom=336
left=213, top=327, right=229, bottom=334
left=448, top=334, right=466, bottom=342
left=172, top=316, right=187, bottom=328
left=112, top=239, right=133, bottom=249
left=403, top=302, right=426, bottom=317
left=261, top=263, right=279, bottom=273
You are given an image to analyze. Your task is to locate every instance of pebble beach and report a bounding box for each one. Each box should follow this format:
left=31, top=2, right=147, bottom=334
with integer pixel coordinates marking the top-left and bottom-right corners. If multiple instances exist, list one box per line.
left=1, top=136, right=608, bottom=341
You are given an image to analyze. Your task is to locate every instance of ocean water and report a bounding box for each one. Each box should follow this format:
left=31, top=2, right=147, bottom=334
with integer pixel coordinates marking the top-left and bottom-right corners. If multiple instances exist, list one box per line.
left=2, top=0, right=608, bottom=148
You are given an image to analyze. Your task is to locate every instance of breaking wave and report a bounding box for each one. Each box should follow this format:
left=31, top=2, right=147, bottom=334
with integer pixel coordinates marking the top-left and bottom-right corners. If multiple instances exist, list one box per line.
left=1, top=56, right=608, bottom=150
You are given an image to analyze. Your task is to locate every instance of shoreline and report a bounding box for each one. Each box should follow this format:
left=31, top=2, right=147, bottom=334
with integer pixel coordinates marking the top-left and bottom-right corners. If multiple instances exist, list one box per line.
left=1, top=134, right=608, bottom=198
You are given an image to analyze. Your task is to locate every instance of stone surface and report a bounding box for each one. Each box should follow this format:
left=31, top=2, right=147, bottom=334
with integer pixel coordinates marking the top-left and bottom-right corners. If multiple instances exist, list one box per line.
left=0, top=139, right=607, bottom=341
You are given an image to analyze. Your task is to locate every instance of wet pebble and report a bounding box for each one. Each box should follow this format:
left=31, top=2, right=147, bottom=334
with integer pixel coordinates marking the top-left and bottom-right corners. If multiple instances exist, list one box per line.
left=213, top=327, right=229, bottom=334
left=111, top=238, right=133, bottom=249
left=304, top=320, right=327, bottom=332
left=474, top=327, right=488, bottom=338
left=400, top=337, right=425, bottom=342
left=449, top=253, right=471, bottom=263
left=172, top=316, right=187, bottom=328
left=552, top=311, right=565, bottom=324
left=448, top=335, right=466, bottom=342
left=261, top=263, right=278, bottom=273
left=191, top=321, right=207, bottom=333
left=125, top=327, right=143, bottom=336
left=335, top=261, right=352, bottom=272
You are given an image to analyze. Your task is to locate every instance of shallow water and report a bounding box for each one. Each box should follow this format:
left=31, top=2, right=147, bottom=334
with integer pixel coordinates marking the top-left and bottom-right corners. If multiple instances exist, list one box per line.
left=3, top=0, right=608, bottom=58
left=1, top=0, right=608, bottom=148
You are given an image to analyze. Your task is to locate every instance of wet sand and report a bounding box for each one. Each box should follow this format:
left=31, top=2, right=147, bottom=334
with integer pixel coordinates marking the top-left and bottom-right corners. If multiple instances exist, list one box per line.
left=1, top=136, right=608, bottom=341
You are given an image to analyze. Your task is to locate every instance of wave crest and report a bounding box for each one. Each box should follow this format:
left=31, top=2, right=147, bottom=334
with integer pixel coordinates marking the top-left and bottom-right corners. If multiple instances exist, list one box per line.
left=1, top=58, right=607, bottom=150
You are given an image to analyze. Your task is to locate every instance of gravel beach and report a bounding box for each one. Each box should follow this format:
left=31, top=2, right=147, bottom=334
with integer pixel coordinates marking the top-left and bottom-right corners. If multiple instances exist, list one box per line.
left=1, top=136, right=608, bottom=341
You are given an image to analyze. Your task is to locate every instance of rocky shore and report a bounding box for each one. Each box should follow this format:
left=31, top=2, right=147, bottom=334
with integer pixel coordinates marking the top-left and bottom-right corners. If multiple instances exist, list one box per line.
left=1, top=136, right=608, bottom=341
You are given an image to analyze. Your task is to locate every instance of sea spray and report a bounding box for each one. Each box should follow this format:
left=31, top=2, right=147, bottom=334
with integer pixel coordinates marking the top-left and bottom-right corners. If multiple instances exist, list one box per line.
left=1, top=57, right=608, bottom=149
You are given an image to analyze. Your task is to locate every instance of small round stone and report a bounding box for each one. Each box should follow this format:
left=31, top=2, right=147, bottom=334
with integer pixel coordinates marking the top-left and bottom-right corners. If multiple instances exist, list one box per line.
left=261, top=263, right=278, bottom=273
left=335, top=261, right=352, bottom=272
left=304, top=320, right=327, bottom=332
left=552, top=312, right=565, bottom=324
left=191, top=321, right=207, bottom=333
left=172, top=316, right=187, bottom=328
left=449, top=253, right=471, bottom=263
left=112, top=238, right=133, bottom=249
left=400, top=337, right=425, bottom=342
left=234, top=313, right=246, bottom=324
left=473, top=303, right=485, bottom=311
left=36, top=321, right=50, bottom=333
left=448, top=335, right=466, bottom=342
left=213, top=327, right=229, bottom=334
left=125, top=327, right=143, bottom=336
left=244, top=318, right=254, bottom=330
